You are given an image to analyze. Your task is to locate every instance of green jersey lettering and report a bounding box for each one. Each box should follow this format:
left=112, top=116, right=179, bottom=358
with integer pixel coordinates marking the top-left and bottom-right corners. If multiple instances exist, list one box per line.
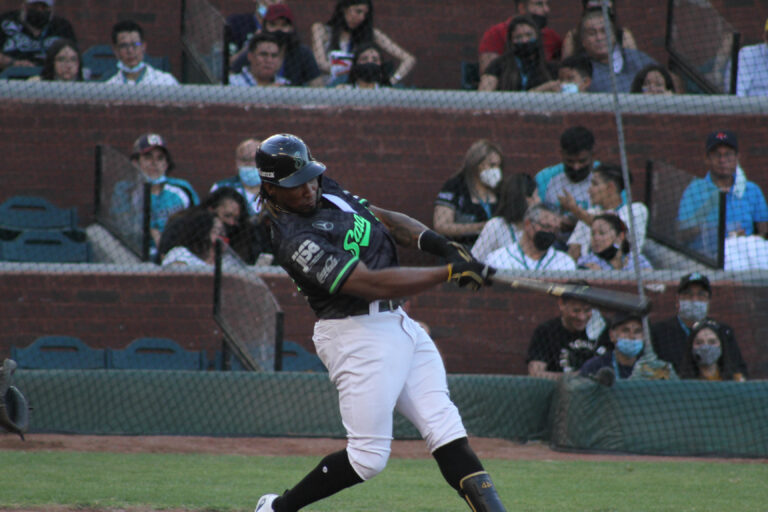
left=343, top=214, right=371, bottom=257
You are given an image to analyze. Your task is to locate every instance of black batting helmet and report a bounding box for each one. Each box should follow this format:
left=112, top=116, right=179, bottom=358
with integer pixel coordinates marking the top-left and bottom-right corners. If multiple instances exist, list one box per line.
left=256, top=134, right=326, bottom=188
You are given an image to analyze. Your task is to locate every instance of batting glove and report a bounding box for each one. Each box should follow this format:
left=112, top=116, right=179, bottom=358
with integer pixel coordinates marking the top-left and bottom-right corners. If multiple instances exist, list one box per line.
left=447, top=262, right=496, bottom=291
left=418, top=230, right=474, bottom=263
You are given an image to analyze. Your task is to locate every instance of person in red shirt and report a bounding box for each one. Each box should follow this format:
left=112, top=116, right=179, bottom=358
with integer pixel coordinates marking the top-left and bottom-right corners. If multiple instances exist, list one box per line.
left=478, top=0, right=562, bottom=75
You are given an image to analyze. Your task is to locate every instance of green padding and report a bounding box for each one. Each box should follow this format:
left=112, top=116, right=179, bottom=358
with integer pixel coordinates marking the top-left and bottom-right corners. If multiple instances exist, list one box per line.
left=14, top=371, right=555, bottom=440
left=550, top=377, right=768, bottom=457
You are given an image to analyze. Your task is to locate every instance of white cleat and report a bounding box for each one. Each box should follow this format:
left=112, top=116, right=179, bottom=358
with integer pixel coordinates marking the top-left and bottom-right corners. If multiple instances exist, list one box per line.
left=255, top=493, right=279, bottom=512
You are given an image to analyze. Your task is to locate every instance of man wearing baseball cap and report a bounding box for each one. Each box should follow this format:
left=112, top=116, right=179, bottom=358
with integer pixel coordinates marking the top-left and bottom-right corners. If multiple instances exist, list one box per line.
left=677, top=130, right=768, bottom=255
left=650, top=272, right=747, bottom=377
left=735, top=17, right=768, bottom=96
left=0, top=0, right=77, bottom=71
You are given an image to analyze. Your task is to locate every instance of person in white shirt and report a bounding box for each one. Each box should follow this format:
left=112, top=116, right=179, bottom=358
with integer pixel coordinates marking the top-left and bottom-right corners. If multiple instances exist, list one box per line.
left=562, top=163, right=647, bottom=262
left=229, top=32, right=289, bottom=87
left=736, top=17, right=768, bottom=97
left=106, top=20, right=178, bottom=85
left=485, top=203, right=576, bottom=270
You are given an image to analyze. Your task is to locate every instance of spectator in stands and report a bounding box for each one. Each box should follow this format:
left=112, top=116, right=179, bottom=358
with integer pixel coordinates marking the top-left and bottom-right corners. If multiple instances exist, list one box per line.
left=578, top=9, right=656, bottom=93
left=576, top=213, right=651, bottom=270
left=485, top=203, right=576, bottom=270
left=472, top=173, right=539, bottom=263
left=230, top=4, right=323, bottom=87
left=203, top=187, right=267, bottom=265
left=211, top=138, right=262, bottom=217
left=678, top=319, right=747, bottom=382
left=561, top=0, right=637, bottom=60
left=557, top=54, right=592, bottom=93
left=161, top=209, right=225, bottom=267
left=478, top=15, right=559, bottom=92
left=226, top=0, right=284, bottom=70
left=107, top=20, right=178, bottom=85
left=0, top=0, right=76, bottom=71
left=433, top=139, right=503, bottom=247
left=563, top=163, right=647, bottom=261
left=630, top=64, right=675, bottom=95
left=651, top=273, right=748, bottom=377
left=580, top=312, right=676, bottom=381
left=120, top=133, right=199, bottom=254
left=526, top=279, right=607, bottom=380
left=478, top=0, right=562, bottom=75
left=334, top=42, right=391, bottom=89
left=310, top=0, right=415, bottom=86
left=229, top=32, right=288, bottom=87
left=535, top=126, right=600, bottom=236
left=30, top=37, right=82, bottom=81
left=735, top=18, right=768, bottom=97
left=677, top=131, right=768, bottom=254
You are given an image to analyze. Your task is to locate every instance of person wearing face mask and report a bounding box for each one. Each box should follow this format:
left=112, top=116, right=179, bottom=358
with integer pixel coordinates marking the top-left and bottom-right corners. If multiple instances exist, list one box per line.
left=651, top=273, right=748, bottom=377
left=535, top=126, right=601, bottom=237
left=485, top=203, right=576, bottom=270
left=580, top=313, right=676, bottom=381
left=434, top=140, right=504, bottom=247
left=678, top=319, right=747, bottom=381
left=111, top=133, right=199, bottom=258
left=0, top=0, right=76, bottom=71
left=226, top=0, right=284, bottom=70
left=211, top=138, right=263, bottom=217
left=229, top=4, right=323, bottom=87
left=478, top=0, right=562, bottom=75
left=336, top=42, right=390, bottom=89
left=478, top=15, right=559, bottom=92
left=557, top=55, right=593, bottom=94
left=106, top=20, right=178, bottom=85
left=576, top=213, right=651, bottom=270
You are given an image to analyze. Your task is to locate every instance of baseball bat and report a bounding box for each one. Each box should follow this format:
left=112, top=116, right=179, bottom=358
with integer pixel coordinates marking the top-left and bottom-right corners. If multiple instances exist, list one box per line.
left=491, top=272, right=652, bottom=315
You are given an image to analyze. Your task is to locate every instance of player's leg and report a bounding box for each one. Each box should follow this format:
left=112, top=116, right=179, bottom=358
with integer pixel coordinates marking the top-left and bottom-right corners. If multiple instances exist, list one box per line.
left=395, top=313, right=507, bottom=511
left=264, top=315, right=414, bottom=511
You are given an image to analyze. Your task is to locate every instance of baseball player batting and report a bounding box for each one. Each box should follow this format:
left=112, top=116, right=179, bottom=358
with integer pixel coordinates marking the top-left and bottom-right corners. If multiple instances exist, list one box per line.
left=253, top=134, right=505, bottom=512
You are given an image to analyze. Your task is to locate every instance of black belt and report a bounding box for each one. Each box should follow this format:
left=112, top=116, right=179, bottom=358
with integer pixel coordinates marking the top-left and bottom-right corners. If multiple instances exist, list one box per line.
left=349, top=299, right=403, bottom=317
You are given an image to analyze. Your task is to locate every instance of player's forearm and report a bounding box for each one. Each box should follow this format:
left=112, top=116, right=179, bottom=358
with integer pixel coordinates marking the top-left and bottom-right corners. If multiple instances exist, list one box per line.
left=369, top=205, right=427, bottom=248
left=341, top=265, right=448, bottom=301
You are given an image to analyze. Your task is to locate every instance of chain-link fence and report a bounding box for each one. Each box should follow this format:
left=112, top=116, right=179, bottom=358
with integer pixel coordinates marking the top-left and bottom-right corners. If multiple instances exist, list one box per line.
left=1, top=0, right=768, bottom=451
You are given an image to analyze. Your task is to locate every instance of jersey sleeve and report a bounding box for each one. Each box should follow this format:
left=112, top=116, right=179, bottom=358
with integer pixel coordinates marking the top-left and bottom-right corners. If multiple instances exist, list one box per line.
left=278, top=233, right=360, bottom=295
left=434, top=176, right=461, bottom=209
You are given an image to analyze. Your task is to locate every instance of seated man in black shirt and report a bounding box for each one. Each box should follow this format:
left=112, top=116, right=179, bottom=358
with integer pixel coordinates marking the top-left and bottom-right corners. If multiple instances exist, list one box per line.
left=650, top=272, right=748, bottom=377
left=0, top=0, right=76, bottom=71
left=526, top=280, right=607, bottom=379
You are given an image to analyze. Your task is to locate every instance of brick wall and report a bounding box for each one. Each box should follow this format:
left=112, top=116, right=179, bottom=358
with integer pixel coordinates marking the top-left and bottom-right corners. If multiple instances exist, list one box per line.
left=1, top=0, right=767, bottom=88
left=2, top=270, right=766, bottom=378
left=2, top=98, right=768, bottom=236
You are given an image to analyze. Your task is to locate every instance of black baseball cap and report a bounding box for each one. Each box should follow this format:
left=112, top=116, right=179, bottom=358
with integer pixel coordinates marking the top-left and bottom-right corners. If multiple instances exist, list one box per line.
left=609, top=311, right=642, bottom=329
left=677, top=272, right=711, bottom=294
left=705, top=130, right=738, bottom=153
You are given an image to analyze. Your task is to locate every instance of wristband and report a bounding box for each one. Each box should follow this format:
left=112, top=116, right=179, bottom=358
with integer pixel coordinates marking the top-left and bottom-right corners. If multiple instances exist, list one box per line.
left=417, top=229, right=449, bottom=255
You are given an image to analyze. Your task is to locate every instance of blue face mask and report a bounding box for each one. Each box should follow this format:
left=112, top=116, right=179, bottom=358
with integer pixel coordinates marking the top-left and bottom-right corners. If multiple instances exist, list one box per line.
left=117, top=60, right=146, bottom=74
left=143, top=174, right=167, bottom=185
left=239, top=166, right=262, bottom=187
left=616, top=338, right=644, bottom=358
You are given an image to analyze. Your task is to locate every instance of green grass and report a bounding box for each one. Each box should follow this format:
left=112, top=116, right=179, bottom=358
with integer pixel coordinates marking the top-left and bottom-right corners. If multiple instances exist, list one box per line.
left=2, top=451, right=767, bottom=511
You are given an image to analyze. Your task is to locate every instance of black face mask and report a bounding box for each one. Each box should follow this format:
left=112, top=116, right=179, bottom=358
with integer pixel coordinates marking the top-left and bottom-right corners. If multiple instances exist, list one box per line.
left=563, top=164, right=591, bottom=183
left=352, top=62, right=382, bottom=83
left=512, top=41, right=539, bottom=62
left=25, top=9, right=50, bottom=29
left=533, top=230, right=556, bottom=251
left=530, top=14, right=548, bottom=30
left=596, top=243, right=619, bottom=261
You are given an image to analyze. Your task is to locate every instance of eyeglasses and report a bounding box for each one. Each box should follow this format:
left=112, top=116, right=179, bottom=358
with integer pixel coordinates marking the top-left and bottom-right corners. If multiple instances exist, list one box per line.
left=116, top=41, right=143, bottom=50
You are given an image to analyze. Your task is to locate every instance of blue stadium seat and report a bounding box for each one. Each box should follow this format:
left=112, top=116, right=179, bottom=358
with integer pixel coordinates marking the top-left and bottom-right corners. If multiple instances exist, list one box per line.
left=281, top=341, right=327, bottom=372
left=11, top=336, right=108, bottom=369
left=0, top=229, right=91, bottom=263
left=108, top=337, right=207, bottom=370
left=82, top=44, right=171, bottom=82
left=0, top=65, right=42, bottom=80
left=0, top=195, right=78, bottom=231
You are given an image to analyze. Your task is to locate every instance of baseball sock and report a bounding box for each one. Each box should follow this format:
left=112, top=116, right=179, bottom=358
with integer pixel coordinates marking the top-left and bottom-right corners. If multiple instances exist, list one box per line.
left=273, top=449, right=363, bottom=512
left=432, top=437, right=485, bottom=491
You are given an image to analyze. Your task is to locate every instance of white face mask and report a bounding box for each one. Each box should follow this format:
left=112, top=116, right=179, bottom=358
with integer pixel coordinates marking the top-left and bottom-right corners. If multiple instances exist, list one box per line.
left=479, top=167, right=502, bottom=188
left=561, top=82, right=579, bottom=94
left=679, top=300, right=708, bottom=322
